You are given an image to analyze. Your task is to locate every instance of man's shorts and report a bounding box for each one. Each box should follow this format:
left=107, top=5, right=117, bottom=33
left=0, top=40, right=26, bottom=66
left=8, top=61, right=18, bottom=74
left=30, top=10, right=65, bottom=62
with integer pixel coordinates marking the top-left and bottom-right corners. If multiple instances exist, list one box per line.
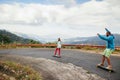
left=103, top=48, right=114, bottom=58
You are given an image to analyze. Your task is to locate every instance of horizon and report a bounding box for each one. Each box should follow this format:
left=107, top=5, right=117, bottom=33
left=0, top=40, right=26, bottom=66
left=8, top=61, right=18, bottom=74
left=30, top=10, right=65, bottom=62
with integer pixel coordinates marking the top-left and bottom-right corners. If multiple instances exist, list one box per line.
left=0, top=29, right=119, bottom=43
left=0, top=0, right=120, bottom=41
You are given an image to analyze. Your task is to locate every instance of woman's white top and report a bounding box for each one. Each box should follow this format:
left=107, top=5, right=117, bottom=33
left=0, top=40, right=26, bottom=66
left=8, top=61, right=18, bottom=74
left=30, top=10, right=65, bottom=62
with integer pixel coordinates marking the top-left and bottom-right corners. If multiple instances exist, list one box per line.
left=57, top=41, right=61, bottom=48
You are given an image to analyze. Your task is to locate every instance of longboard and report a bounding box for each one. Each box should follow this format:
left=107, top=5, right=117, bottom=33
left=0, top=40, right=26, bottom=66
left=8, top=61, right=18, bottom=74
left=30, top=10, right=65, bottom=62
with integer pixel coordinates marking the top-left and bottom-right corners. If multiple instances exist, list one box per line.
left=97, top=65, right=115, bottom=72
left=52, top=55, right=61, bottom=58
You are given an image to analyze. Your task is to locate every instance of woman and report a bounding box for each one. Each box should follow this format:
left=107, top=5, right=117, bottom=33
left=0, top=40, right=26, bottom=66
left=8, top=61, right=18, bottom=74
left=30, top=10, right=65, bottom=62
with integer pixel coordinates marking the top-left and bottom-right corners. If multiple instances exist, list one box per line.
left=53, top=38, right=62, bottom=58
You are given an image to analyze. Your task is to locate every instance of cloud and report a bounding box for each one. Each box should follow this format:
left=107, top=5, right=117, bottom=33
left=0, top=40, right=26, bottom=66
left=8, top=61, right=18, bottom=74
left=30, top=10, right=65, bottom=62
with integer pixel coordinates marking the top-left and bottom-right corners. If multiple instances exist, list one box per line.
left=0, top=1, right=110, bottom=26
left=0, top=3, right=68, bottom=25
left=0, top=3, right=47, bottom=25
left=0, top=0, right=77, bottom=6
left=0, top=0, right=120, bottom=40
left=45, top=0, right=76, bottom=6
left=105, top=0, right=120, bottom=6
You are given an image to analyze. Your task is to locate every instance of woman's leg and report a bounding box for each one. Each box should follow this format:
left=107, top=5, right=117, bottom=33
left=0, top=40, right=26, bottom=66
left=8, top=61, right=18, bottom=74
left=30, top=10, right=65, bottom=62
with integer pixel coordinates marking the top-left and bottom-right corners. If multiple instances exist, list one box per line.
left=54, top=48, right=58, bottom=55
left=58, top=48, right=61, bottom=56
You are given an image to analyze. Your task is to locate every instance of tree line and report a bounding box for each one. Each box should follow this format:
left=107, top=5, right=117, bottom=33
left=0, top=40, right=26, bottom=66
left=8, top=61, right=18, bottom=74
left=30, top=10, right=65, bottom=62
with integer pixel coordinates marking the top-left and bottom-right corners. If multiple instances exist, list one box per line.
left=0, top=30, right=41, bottom=44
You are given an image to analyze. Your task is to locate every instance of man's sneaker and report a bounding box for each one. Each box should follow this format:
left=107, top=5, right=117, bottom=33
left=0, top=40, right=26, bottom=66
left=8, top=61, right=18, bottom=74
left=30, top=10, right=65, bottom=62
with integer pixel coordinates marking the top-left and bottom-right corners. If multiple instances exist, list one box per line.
left=106, top=65, right=112, bottom=70
left=97, top=63, right=104, bottom=66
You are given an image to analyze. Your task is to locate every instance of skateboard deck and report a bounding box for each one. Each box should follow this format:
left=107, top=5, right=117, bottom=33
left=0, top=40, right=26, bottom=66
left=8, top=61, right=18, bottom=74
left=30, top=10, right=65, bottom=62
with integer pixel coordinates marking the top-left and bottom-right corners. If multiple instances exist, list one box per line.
left=52, top=55, right=61, bottom=58
left=97, top=65, right=114, bottom=72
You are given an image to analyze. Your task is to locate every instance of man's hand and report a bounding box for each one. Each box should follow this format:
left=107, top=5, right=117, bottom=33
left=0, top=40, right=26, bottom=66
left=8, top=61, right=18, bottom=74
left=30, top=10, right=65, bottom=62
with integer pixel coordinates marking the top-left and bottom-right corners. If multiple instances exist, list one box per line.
left=105, top=28, right=110, bottom=32
left=105, top=28, right=107, bottom=30
left=97, top=33, right=99, bottom=36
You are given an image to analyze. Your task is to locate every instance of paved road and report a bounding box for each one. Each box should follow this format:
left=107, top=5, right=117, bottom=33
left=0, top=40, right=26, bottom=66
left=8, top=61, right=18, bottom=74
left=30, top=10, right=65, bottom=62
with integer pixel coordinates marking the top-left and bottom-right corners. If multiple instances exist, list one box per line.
left=0, top=48, right=120, bottom=80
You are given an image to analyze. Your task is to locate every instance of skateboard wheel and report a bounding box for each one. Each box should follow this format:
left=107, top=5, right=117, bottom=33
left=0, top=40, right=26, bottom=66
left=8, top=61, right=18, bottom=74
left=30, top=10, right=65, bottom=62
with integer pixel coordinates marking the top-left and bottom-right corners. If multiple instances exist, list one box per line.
left=109, top=71, right=111, bottom=73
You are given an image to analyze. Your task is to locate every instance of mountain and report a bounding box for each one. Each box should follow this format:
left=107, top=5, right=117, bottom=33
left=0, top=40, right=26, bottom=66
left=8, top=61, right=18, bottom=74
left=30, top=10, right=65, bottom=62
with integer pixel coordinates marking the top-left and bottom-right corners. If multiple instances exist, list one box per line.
left=0, top=30, right=41, bottom=44
left=64, top=34, right=120, bottom=46
left=1, top=29, right=119, bottom=46
left=14, top=32, right=45, bottom=43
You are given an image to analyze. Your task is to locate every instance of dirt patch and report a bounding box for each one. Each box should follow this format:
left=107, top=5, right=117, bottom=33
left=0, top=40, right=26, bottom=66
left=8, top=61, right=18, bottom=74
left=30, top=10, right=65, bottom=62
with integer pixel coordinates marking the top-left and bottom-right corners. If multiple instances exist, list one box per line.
left=0, top=54, right=105, bottom=80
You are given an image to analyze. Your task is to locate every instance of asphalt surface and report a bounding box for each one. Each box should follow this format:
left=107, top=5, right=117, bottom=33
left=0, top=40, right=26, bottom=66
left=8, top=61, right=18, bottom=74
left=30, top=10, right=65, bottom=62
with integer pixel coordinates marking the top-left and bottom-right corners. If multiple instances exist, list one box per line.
left=0, top=48, right=120, bottom=80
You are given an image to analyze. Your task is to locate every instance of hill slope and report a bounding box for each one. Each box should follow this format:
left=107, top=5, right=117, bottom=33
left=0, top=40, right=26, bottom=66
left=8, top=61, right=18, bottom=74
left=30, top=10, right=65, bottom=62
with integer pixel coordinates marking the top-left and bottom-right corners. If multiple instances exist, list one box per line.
left=0, top=30, right=40, bottom=44
left=64, top=34, right=120, bottom=46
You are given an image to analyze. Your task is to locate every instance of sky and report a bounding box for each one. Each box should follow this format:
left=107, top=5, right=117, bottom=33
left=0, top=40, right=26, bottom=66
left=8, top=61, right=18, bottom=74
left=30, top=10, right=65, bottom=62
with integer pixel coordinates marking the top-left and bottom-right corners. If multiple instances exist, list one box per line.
left=0, top=0, right=120, bottom=41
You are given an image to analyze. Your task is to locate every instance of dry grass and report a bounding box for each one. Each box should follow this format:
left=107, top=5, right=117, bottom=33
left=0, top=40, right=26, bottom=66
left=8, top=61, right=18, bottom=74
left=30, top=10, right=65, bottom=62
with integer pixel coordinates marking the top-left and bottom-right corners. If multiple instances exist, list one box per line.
left=78, top=46, right=120, bottom=54
left=0, top=61, right=42, bottom=80
left=0, top=44, right=120, bottom=54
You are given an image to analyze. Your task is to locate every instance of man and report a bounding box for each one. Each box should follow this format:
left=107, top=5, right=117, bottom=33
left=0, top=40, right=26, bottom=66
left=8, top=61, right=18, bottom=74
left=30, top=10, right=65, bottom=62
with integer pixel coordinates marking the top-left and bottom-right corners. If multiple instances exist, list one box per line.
left=97, top=28, right=115, bottom=70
